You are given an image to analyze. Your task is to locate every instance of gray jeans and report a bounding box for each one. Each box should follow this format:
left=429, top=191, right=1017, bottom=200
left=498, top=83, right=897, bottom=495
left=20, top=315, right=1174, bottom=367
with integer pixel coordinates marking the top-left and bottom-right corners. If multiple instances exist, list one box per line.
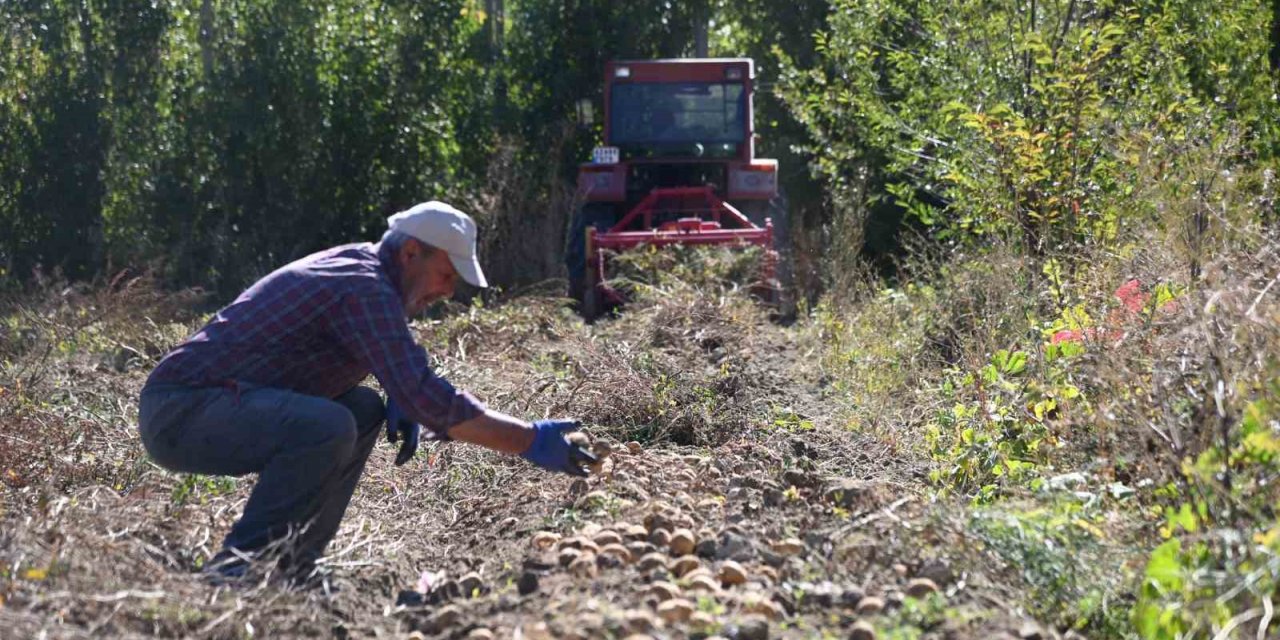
left=138, top=381, right=384, bottom=565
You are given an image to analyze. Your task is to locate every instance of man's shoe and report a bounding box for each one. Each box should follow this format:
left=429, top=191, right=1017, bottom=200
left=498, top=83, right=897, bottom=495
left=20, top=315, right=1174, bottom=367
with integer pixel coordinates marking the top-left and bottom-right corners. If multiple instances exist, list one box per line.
left=201, top=549, right=252, bottom=587
left=283, top=562, right=340, bottom=594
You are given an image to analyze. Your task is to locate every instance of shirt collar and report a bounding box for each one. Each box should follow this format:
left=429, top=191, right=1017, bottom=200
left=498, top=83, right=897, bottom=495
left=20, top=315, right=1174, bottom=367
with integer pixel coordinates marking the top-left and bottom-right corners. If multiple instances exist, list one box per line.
left=376, top=240, right=403, bottom=291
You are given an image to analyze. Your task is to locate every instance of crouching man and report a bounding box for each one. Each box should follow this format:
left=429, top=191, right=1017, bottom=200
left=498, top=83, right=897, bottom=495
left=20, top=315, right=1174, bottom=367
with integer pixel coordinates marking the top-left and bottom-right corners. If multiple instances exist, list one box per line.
left=137, top=201, right=593, bottom=587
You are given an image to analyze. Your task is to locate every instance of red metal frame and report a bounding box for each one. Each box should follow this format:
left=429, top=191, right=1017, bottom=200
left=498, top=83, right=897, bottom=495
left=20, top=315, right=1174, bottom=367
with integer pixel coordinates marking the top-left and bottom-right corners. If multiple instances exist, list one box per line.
left=585, top=186, right=777, bottom=306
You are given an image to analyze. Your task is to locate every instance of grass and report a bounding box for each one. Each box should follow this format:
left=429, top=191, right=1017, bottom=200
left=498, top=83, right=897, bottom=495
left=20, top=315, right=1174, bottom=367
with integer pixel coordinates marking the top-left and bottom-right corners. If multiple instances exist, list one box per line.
left=2, top=162, right=1278, bottom=638
left=800, top=126, right=1280, bottom=636
left=0, top=249, right=904, bottom=637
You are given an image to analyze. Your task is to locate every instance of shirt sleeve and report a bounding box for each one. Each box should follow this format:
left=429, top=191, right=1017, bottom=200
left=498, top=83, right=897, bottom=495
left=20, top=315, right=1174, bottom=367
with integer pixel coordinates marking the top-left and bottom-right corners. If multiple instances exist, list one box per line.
left=328, top=284, right=486, bottom=439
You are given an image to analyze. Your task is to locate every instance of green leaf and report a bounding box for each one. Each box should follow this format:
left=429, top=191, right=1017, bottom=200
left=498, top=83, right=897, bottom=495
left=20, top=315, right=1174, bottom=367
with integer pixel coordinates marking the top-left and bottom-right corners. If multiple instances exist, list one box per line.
left=993, top=349, right=1027, bottom=375
left=1145, top=538, right=1183, bottom=593
left=1165, top=503, right=1199, bottom=534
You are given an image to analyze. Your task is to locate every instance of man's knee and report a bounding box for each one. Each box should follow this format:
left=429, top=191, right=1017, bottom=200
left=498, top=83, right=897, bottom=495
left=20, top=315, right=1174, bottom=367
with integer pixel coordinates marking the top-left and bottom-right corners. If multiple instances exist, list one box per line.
left=336, top=385, right=385, bottom=433
left=291, top=400, right=359, bottom=460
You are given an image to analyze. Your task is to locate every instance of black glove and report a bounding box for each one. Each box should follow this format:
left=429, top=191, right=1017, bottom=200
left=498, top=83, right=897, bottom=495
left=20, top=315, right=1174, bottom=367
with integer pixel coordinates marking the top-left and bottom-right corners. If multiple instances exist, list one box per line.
left=385, top=399, right=421, bottom=466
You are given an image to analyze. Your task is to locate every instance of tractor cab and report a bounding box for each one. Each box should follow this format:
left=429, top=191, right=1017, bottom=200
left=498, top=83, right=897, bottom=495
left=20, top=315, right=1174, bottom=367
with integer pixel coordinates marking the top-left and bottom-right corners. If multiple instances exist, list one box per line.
left=566, top=58, right=785, bottom=318
left=609, top=74, right=747, bottom=160
left=577, top=59, right=778, bottom=211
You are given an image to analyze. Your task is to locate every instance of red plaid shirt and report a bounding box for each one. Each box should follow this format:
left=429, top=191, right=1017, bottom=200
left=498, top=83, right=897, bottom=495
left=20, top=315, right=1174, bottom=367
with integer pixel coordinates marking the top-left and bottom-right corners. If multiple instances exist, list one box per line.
left=147, top=241, right=485, bottom=438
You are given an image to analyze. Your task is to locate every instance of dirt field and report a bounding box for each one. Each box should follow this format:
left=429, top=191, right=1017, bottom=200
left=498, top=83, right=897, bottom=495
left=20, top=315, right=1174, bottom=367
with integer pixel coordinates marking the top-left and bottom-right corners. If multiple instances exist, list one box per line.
left=0, top=273, right=1061, bottom=639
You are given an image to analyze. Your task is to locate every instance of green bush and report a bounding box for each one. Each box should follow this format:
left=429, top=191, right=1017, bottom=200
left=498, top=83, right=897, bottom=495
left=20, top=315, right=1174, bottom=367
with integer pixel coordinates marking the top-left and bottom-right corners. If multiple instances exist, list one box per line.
left=777, top=0, right=1278, bottom=256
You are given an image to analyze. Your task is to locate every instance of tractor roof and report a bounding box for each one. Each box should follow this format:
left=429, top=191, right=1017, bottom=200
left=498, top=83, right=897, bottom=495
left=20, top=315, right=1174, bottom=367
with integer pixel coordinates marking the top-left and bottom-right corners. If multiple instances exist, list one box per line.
left=606, top=58, right=755, bottom=82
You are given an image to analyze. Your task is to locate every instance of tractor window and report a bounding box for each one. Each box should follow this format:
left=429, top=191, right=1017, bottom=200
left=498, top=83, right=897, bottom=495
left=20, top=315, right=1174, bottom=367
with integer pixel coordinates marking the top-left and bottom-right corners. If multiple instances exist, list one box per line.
left=610, top=83, right=746, bottom=151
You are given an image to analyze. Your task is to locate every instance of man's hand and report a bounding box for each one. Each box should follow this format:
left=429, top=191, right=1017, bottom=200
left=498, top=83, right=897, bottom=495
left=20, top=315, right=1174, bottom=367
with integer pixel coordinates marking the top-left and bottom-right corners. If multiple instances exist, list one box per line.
left=385, top=399, right=421, bottom=466
left=520, top=419, right=598, bottom=476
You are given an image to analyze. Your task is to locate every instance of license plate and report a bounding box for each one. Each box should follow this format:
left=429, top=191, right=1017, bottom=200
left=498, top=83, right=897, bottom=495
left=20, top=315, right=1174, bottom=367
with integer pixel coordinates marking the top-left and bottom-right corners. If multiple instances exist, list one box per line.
left=592, top=146, right=620, bottom=165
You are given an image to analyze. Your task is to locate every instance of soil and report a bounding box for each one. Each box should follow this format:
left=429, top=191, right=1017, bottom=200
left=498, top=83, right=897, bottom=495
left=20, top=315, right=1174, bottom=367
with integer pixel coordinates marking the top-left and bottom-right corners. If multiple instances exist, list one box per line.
left=0, top=285, right=1056, bottom=639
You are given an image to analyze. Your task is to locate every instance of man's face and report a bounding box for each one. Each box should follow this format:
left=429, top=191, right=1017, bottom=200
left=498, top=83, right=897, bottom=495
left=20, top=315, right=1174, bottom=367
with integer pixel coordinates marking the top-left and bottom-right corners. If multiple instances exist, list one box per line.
left=397, top=239, right=458, bottom=316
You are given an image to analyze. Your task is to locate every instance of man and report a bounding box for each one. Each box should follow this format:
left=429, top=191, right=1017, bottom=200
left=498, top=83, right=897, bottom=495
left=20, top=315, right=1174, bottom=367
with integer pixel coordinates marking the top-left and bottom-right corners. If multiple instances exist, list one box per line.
left=137, top=201, right=594, bottom=586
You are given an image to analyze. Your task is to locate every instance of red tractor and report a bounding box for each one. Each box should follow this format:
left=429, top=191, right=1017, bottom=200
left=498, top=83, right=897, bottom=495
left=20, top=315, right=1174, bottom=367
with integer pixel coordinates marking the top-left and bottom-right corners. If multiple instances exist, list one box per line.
left=565, top=58, right=787, bottom=318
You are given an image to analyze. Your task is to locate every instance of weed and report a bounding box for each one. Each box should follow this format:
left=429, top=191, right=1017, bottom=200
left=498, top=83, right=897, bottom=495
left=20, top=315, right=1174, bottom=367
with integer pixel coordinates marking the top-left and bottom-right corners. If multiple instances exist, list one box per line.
left=170, top=474, right=238, bottom=507
left=970, top=501, right=1132, bottom=635
left=769, top=405, right=815, bottom=433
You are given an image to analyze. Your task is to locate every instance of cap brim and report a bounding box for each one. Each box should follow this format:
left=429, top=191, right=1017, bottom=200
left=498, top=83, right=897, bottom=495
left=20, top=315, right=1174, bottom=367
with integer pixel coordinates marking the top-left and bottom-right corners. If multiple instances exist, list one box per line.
left=448, top=253, right=488, bottom=288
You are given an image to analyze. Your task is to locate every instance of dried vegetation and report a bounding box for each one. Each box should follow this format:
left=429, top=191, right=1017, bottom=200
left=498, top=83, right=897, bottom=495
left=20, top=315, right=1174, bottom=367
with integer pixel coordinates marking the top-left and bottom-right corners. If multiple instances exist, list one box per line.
left=4, top=210, right=1279, bottom=638
left=0, top=252, right=948, bottom=639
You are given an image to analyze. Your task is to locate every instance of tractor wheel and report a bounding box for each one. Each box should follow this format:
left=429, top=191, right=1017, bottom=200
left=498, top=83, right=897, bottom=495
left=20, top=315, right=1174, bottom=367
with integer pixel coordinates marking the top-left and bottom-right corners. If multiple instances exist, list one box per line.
left=565, top=202, right=618, bottom=306
left=581, top=266, right=603, bottom=322
left=733, top=195, right=793, bottom=316
left=733, top=195, right=791, bottom=254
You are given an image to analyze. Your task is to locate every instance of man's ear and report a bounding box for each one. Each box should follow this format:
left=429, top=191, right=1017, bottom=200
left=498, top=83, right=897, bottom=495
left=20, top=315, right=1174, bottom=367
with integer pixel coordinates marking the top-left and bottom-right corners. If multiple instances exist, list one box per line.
left=397, top=238, right=421, bottom=265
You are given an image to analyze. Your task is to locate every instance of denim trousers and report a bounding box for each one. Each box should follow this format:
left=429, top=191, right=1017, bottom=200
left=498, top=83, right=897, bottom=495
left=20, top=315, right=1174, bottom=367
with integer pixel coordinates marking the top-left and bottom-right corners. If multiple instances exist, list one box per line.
left=138, top=381, right=385, bottom=565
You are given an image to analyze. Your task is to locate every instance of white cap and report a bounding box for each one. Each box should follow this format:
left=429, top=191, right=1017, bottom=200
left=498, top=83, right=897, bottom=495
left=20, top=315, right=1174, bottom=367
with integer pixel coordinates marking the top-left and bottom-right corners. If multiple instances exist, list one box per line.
left=387, top=201, right=488, bottom=288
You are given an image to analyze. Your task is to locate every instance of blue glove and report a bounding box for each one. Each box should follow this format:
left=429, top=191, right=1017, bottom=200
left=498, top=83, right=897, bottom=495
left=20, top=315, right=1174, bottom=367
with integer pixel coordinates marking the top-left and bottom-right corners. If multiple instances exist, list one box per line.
left=520, top=419, right=598, bottom=476
left=385, top=399, right=421, bottom=466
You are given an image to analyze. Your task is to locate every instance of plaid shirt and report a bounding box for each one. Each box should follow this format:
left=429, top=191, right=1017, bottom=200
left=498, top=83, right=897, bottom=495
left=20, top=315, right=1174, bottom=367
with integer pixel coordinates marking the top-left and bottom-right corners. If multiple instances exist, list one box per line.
left=147, top=241, right=485, bottom=438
